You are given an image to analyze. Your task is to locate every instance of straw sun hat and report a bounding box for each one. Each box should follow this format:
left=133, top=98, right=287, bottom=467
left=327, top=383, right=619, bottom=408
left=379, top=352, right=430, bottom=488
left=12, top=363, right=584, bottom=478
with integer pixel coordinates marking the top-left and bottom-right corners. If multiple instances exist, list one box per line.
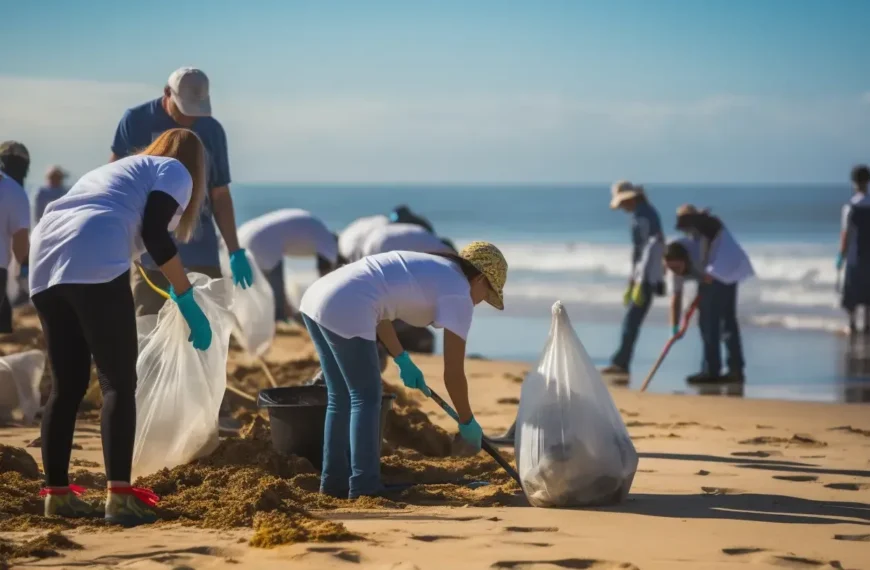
left=458, top=241, right=508, bottom=310
left=609, top=180, right=645, bottom=209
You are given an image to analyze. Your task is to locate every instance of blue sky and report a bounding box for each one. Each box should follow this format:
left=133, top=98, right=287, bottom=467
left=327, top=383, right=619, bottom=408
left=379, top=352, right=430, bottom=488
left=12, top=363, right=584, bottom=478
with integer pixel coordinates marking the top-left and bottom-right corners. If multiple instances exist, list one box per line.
left=3, top=0, right=869, bottom=183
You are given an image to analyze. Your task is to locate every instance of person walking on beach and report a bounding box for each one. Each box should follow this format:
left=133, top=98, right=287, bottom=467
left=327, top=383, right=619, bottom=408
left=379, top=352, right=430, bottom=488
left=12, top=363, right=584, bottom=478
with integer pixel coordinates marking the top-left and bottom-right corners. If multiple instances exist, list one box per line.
left=299, top=242, right=508, bottom=498
left=29, top=129, right=211, bottom=526
left=110, top=67, right=253, bottom=315
left=238, top=209, right=341, bottom=322
left=34, top=166, right=69, bottom=224
left=600, top=181, right=665, bottom=379
left=837, top=165, right=870, bottom=335
left=671, top=205, right=753, bottom=383
left=0, top=141, right=32, bottom=334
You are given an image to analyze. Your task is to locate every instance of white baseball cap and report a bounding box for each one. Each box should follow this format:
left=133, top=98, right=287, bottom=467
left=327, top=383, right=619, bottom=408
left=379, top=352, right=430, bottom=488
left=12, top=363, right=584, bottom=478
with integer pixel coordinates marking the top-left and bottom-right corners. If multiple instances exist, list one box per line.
left=167, top=67, right=212, bottom=117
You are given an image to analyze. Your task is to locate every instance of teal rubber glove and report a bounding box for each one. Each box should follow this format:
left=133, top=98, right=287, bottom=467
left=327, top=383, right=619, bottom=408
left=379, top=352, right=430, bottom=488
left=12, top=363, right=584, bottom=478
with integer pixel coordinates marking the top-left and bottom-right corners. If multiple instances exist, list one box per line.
left=394, top=351, right=430, bottom=395
left=170, top=286, right=212, bottom=351
left=671, top=324, right=680, bottom=337
left=458, top=416, right=483, bottom=451
left=229, top=249, right=254, bottom=289
left=836, top=252, right=845, bottom=270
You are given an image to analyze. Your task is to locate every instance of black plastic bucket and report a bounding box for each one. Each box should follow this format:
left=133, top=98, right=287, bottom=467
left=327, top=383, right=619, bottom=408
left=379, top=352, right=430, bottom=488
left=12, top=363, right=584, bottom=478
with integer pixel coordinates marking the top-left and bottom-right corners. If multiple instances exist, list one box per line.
left=257, top=385, right=396, bottom=470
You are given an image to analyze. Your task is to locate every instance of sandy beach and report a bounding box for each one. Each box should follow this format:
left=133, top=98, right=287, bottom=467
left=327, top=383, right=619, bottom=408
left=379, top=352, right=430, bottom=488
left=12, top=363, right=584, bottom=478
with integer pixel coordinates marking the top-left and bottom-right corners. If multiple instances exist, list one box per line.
left=2, top=309, right=869, bottom=570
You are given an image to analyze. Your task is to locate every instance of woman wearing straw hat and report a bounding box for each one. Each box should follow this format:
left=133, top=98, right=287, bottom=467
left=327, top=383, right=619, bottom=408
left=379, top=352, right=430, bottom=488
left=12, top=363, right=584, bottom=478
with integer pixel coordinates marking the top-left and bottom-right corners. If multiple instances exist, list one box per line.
left=600, top=181, right=665, bottom=380
left=299, top=242, right=508, bottom=498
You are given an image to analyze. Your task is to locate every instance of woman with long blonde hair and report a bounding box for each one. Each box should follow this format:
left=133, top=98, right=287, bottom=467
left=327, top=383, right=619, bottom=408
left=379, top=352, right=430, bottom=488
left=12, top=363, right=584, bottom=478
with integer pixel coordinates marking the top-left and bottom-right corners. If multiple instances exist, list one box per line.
left=28, top=128, right=211, bottom=526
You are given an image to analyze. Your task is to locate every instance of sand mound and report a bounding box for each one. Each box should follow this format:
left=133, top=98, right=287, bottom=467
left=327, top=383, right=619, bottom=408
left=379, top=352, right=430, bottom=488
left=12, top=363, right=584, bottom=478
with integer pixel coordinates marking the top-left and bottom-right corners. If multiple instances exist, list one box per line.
left=0, top=444, right=40, bottom=480
left=0, top=530, right=82, bottom=567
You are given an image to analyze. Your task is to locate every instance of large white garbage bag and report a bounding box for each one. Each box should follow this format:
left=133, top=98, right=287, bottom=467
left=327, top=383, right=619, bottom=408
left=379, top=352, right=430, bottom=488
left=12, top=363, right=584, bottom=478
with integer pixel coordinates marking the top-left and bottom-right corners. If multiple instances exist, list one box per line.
left=0, top=350, right=45, bottom=424
left=6, top=257, right=19, bottom=302
left=219, top=248, right=275, bottom=357
left=515, top=301, right=638, bottom=508
left=132, top=274, right=235, bottom=479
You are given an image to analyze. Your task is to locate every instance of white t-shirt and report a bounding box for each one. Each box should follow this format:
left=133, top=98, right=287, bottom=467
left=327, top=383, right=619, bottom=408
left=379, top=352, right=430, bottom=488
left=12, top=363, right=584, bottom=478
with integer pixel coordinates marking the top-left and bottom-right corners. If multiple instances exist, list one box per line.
left=669, top=228, right=753, bottom=293
left=338, top=214, right=389, bottom=262
left=841, top=193, right=870, bottom=266
left=300, top=251, right=474, bottom=342
left=359, top=223, right=452, bottom=258
left=0, top=172, right=30, bottom=270
left=238, top=209, right=338, bottom=271
left=29, top=156, right=192, bottom=295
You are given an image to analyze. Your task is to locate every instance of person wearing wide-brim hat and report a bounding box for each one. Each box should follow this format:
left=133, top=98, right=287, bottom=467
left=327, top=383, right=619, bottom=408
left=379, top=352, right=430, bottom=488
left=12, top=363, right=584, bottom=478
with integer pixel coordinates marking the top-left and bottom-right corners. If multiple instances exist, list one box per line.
left=600, top=181, right=665, bottom=380
left=299, top=241, right=507, bottom=499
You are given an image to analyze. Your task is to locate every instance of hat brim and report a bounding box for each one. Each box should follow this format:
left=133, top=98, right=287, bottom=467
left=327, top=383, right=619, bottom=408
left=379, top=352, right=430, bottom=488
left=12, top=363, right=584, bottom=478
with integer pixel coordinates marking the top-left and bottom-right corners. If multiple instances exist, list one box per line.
left=485, top=283, right=504, bottom=311
left=172, top=93, right=212, bottom=118
left=609, top=190, right=642, bottom=209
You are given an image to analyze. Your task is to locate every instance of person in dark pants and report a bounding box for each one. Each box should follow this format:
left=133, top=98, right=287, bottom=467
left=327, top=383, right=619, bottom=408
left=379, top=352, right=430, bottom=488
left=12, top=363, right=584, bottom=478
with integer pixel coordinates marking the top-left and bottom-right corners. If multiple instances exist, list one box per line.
left=0, top=141, right=32, bottom=334
left=29, top=129, right=211, bottom=526
left=837, top=165, right=870, bottom=335
left=600, top=181, right=665, bottom=379
left=672, top=205, right=754, bottom=383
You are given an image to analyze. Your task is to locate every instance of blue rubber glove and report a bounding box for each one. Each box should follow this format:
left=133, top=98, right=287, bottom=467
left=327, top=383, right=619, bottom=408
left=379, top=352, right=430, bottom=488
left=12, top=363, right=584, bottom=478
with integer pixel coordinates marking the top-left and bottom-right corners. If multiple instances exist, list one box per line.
left=836, top=252, right=845, bottom=270
left=170, top=286, right=212, bottom=351
left=229, top=249, right=254, bottom=289
left=18, top=264, right=28, bottom=279
left=458, top=416, right=483, bottom=451
left=394, top=351, right=430, bottom=395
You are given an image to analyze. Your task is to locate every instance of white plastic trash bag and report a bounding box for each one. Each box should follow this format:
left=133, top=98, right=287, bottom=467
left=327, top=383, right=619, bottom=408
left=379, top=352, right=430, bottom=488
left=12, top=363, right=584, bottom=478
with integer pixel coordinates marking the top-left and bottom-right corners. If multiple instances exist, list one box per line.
left=515, top=301, right=638, bottom=508
left=0, top=350, right=45, bottom=424
left=6, top=257, right=20, bottom=302
left=219, top=247, right=275, bottom=357
left=132, top=274, right=235, bottom=478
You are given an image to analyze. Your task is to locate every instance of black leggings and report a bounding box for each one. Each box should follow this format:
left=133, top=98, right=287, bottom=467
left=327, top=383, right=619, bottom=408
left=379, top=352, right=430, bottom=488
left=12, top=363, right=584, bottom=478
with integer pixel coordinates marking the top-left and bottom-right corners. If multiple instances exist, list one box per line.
left=32, top=272, right=138, bottom=486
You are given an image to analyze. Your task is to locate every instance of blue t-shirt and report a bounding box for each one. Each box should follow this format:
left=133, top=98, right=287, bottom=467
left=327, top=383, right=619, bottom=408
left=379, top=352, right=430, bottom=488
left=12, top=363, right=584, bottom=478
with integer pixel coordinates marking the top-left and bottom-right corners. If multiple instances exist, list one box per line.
left=111, top=97, right=231, bottom=268
left=34, top=186, right=68, bottom=223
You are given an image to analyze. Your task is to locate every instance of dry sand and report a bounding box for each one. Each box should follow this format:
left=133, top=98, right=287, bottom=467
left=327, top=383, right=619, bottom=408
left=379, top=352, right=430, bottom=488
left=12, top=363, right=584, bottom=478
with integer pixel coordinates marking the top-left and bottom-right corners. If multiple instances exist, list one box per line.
left=2, top=310, right=870, bottom=569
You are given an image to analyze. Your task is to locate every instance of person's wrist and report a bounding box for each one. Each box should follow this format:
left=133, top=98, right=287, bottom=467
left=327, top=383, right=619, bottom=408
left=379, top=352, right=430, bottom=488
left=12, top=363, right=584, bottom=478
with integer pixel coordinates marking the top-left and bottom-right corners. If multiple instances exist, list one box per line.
left=460, top=414, right=474, bottom=426
left=170, top=285, right=193, bottom=302
left=393, top=351, right=409, bottom=363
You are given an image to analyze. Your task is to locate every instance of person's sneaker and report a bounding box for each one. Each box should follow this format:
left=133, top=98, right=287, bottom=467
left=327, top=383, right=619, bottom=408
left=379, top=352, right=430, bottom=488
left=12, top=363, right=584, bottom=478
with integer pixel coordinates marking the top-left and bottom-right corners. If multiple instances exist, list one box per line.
left=41, top=485, right=96, bottom=518
left=686, top=372, right=726, bottom=384
left=725, top=370, right=746, bottom=383
left=104, top=487, right=159, bottom=527
left=599, top=364, right=629, bottom=377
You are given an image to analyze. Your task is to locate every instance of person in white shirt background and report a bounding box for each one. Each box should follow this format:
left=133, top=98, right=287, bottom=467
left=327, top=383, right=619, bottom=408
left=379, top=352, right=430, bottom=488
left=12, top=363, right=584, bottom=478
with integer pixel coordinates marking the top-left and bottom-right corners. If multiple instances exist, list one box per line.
left=836, top=165, right=870, bottom=335
left=669, top=205, right=754, bottom=384
left=338, top=205, right=436, bottom=263
left=28, top=129, right=210, bottom=527
left=298, top=242, right=507, bottom=499
left=238, top=208, right=341, bottom=322
left=0, top=141, right=32, bottom=334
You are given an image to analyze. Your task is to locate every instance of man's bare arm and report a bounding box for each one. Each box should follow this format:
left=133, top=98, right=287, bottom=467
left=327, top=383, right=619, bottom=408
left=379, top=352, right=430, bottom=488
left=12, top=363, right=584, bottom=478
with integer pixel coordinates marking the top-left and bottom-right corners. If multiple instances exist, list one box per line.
left=211, top=186, right=241, bottom=251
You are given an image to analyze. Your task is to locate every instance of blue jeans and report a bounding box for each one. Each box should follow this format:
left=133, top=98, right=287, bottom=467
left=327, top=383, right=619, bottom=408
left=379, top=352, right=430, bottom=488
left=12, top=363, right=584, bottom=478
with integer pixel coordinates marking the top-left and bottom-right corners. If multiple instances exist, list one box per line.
left=265, top=261, right=288, bottom=322
left=698, top=281, right=744, bottom=375
left=611, top=282, right=654, bottom=371
left=301, top=314, right=383, bottom=498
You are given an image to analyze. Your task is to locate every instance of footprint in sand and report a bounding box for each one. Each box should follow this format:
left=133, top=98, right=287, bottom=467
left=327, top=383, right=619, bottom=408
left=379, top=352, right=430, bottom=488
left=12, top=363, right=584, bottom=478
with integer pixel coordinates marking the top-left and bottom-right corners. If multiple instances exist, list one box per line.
left=723, top=548, right=845, bottom=569
left=491, top=559, right=639, bottom=569
left=829, top=426, right=870, bottom=437
left=834, top=534, right=870, bottom=542
left=773, top=475, right=819, bottom=482
left=824, top=482, right=870, bottom=491
left=696, top=470, right=711, bottom=476
left=738, top=435, right=827, bottom=448
left=503, top=526, right=559, bottom=534
left=702, top=487, right=742, bottom=496
left=497, top=397, right=520, bottom=405
left=410, top=535, right=466, bottom=543
left=303, top=547, right=362, bottom=564
left=731, top=450, right=782, bottom=458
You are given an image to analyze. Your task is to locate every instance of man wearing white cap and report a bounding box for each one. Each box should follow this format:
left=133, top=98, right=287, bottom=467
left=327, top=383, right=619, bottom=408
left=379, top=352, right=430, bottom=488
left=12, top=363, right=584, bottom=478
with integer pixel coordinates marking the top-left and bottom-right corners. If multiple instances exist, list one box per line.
left=109, top=67, right=253, bottom=315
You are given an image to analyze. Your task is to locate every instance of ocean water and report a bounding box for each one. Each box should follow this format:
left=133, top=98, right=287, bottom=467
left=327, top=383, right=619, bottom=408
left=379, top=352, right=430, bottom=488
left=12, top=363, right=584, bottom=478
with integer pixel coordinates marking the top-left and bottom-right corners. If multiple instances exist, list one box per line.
left=232, top=183, right=870, bottom=404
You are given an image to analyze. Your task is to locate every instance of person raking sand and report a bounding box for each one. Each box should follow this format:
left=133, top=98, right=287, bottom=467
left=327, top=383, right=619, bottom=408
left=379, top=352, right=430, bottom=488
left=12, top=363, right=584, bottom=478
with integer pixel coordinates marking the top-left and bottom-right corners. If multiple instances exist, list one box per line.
left=298, top=242, right=508, bottom=498
left=27, top=129, right=210, bottom=527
